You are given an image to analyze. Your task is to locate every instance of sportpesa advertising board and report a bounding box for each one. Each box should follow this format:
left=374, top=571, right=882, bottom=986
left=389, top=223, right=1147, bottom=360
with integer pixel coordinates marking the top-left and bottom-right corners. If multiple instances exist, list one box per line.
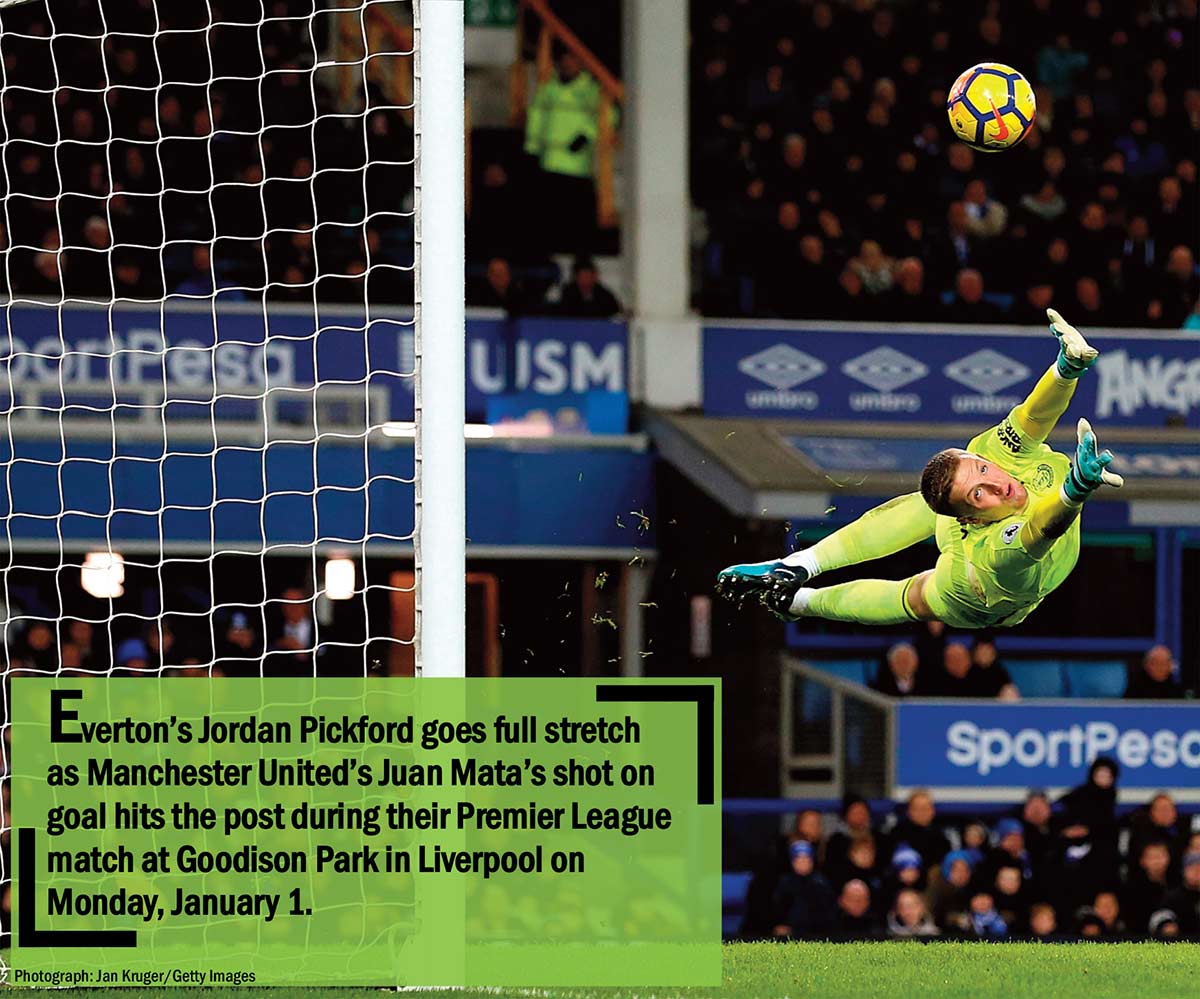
left=704, top=325, right=1200, bottom=427
left=897, top=702, right=1200, bottom=789
left=0, top=303, right=628, bottom=427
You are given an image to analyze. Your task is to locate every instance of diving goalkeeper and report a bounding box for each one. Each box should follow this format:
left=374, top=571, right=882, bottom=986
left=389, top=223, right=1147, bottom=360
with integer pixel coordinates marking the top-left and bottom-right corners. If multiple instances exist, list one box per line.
left=716, top=309, right=1123, bottom=629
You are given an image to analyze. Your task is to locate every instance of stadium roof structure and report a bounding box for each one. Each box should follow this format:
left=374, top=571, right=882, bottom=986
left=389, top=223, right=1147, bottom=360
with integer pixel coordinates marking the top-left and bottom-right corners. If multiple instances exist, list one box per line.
left=647, top=411, right=1200, bottom=527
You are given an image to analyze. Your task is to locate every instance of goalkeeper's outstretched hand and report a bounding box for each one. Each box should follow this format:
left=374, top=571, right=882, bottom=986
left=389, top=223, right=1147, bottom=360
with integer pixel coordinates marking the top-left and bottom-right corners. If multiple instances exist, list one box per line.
left=1047, top=307, right=1099, bottom=379
left=1064, top=418, right=1124, bottom=504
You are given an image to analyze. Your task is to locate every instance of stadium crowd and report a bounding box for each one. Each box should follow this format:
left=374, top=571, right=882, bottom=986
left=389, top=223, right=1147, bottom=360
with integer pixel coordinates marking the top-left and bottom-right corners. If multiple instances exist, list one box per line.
left=739, top=778, right=1200, bottom=941
left=871, top=626, right=1191, bottom=700
left=0, top=0, right=615, bottom=317
left=692, top=0, right=1200, bottom=325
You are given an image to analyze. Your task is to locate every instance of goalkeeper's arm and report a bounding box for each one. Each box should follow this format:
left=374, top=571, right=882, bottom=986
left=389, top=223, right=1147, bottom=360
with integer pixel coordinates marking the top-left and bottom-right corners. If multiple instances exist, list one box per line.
left=1019, top=418, right=1123, bottom=560
left=1010, top=308, right=1099, bottom=445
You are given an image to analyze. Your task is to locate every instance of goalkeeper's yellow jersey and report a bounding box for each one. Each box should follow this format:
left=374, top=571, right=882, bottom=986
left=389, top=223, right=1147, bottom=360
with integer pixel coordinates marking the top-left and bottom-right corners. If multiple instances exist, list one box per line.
left=924, top=412, right=1077, bottom=629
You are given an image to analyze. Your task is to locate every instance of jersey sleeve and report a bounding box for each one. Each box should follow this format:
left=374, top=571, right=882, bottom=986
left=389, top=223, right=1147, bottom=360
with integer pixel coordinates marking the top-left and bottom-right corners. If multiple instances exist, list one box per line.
left=969, top=409, right=1047, bottom=464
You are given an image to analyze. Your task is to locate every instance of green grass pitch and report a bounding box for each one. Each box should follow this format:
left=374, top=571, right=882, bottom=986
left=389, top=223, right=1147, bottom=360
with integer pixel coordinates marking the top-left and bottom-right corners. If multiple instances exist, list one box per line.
left=12, top=941, right=1200, bottom=998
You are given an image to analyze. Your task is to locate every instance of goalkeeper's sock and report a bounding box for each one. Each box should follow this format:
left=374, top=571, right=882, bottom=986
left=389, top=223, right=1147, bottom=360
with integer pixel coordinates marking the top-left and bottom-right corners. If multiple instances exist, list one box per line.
left=786, top=577, right=921, bottom=626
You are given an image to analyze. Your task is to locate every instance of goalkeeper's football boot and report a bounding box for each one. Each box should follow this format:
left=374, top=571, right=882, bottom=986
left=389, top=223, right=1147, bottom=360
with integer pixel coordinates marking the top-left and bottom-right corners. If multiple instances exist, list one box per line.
left=716, top=559, right=810, bottom=608
left=758, top=571, right=809, bottom=621
left=1047, top=308, right=1098, bottom=380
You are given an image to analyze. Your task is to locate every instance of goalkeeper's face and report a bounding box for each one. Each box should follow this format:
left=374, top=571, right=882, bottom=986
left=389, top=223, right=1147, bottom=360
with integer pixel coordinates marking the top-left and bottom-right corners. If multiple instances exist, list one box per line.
left=948, top=452, right=1028, bottom=522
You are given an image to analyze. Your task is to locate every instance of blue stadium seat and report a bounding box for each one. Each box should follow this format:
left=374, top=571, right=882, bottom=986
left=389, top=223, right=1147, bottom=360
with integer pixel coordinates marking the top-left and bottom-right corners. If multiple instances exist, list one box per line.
left=811, top=659, right=873, bottom=686
left=722, top=871, right=753, bottom=937
left=1065, top=661, right=1129, bottom=699
left=798, top=660, right=872, bottom=724
left=1006, top=660, right=1067, bottom=698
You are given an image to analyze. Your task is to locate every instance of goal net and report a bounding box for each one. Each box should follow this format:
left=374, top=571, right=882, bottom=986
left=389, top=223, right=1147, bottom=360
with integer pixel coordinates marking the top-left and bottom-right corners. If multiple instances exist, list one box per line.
left=0, top=0, right=465, bottom=948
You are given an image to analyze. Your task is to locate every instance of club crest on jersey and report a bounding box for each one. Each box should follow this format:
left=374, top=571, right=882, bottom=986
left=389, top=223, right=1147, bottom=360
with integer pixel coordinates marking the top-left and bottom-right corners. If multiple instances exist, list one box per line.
left=1002, top=523, right=1022, bottom=545
left=1032, top=463, right=1054, bottom=490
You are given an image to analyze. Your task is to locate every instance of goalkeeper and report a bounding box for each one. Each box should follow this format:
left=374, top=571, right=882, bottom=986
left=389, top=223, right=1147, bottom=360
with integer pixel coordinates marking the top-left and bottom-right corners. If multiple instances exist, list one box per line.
left=716, top=309, right=1123, bottom=629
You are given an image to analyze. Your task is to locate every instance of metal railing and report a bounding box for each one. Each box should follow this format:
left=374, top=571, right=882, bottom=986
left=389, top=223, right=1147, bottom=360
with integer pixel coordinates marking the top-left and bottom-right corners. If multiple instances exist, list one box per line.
left=780, top=656, right=895, bottom=799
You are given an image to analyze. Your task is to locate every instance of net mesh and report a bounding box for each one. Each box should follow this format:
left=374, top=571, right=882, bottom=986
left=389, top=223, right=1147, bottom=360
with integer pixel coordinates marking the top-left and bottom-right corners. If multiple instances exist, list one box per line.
left=0, top=0, right=421, bottom=946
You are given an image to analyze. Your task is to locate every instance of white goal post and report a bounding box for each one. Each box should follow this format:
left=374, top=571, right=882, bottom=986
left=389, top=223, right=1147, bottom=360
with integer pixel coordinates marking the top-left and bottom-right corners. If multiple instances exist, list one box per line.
left=413, top=0, right=465, bottom=678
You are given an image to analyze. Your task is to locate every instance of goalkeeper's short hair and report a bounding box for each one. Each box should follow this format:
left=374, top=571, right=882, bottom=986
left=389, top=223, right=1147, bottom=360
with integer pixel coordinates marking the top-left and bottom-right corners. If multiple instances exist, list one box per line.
left=920, top=449, right=965, bottom=516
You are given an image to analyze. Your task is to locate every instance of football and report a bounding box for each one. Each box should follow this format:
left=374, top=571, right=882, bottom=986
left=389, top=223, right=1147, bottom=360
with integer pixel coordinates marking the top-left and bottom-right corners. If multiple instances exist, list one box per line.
left=947, top=62, right=1037, bottom=152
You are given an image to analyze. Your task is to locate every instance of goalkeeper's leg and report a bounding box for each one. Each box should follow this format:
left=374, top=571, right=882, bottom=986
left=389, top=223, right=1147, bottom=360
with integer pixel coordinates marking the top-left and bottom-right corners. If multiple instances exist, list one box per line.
left=1012, top=308, right=1098, bottom=440
left=763, top=571, right=936, bottom=625
left=716, top=492, right=935, bottom=603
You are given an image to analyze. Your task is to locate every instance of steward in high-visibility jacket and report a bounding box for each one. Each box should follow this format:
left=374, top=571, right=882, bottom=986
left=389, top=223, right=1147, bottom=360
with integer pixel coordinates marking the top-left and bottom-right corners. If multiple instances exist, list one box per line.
left=523, top=52, right=614, bottom=180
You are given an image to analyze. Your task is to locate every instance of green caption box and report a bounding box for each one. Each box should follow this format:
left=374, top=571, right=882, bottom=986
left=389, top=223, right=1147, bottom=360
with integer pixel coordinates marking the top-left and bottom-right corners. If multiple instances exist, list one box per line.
left=12, top=678, right=720, bottom=987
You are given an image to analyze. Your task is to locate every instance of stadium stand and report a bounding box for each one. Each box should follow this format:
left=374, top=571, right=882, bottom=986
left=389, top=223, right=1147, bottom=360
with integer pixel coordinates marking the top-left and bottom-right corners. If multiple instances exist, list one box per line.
left=725, top=787, right=1200, bottom=941
left=690, top=0, right=1200, bottom=323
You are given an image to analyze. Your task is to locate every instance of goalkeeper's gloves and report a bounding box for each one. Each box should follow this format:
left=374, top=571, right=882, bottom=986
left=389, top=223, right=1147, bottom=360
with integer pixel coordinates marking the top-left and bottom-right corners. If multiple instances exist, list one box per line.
left=1047, top=307, right=1098, bottom=380
left=716, top=560, right=809, bottom=607
left=1063, top=418, right=1124, bottom=505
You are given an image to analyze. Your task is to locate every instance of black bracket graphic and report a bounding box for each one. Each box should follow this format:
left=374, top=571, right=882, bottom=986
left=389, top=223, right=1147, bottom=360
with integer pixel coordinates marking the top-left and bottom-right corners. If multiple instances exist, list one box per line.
left=18, top=827, right=138, bottom=948
left=594, top=683, right=715, bottom=805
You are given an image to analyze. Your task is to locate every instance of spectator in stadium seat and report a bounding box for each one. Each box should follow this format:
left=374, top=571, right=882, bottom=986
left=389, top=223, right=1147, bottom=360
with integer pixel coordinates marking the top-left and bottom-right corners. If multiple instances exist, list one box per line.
left=886, top=791, right=950, bottom=868
left=1058, top=757, right=1120, bottom=859
left=1149, top=909, right=1182, bottom=939
left=791, top=808, right=826, bottom=862
left=1128, top=793, right=1187, bottom=870
left=1153, top=246, right=1200, bottom=327
left=1124, top=645, right=1185, bottom=699
left=925, top=849, right=975, bottom=932
left=19, top=621, right=58, bottom=671
left=848, top=240, right=894, bottom=297
left=825, top=794, right=875, bottom=872
left=926, top=202, right=977, bottom=291
left=1121, top=840, right=1174, bottom=935
left=1162, top=852, right=1200, bottom=936
left=991, top=864, right=1030, bottom=931
left=913, top=620, right=946, bottom=675
left=1082, top=890, right=1126, bottom=938
left=1019, top=791, right=1055, bottom=880
left=219, top=611, right=263, bottom=677
left=1037, top=35, right=1089, bottom=100
left=114, top=637, right=149, bottom=675
left=969, top=635, right=1019, bottom=700
left=962, top=180, right=1008, bottom=240
left=941, top=269, right=1003, bottom=325
left=145, top=624, right=175, bottom=672
left=467, top=256, right=529, bottom=316
left=266, top=588, right=315, bottom=674
left=871, top=642, right=923, bottom=697
left=825, top=834, right=883, bottom=897
left=556, top=257, right=621, bottom=318
left=985, top=818, right=1035, bottom=884
left=1071, top=276, right=1107, bottom=326
left=930, top=641, right=978, bottom=697
left=966, top=892, right=1008, bottom=938
left=1027, top=902, right=1059, bottom=940
left=886, top=889, right=940, bottom=938
left=831, top=879, right=881, bottom=939
left=885, top=258, right=937, bottom=323
left=881, top=845, right=927, bottom=909
left=771, top=840, right=835, bottom=939
left=1013, top=282, right=1057, bottom=327
left=961, top=821, right=990, bottom=868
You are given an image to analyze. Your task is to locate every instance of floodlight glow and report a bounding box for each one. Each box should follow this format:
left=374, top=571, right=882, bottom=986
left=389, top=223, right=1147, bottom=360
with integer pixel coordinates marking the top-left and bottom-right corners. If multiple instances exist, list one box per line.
left=81, top=551, right=125, bottom=599
left=324, top=557, right=356, bottom=600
